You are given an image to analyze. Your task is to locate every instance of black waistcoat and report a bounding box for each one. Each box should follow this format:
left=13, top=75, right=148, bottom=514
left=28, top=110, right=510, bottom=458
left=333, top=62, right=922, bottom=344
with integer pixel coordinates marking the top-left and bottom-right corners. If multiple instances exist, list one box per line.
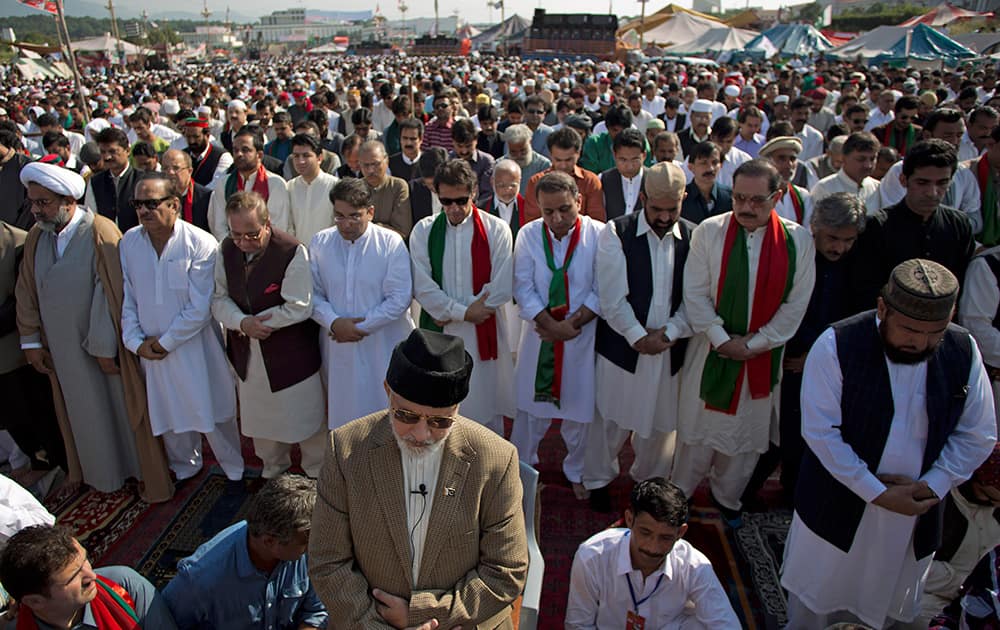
left=795, top=310, right=973, bottom=560
left=91, top=167, right=139, bottom=232
left=594, top=214, right=692, bottom=375
left=221, top=228, right=321, bottom=392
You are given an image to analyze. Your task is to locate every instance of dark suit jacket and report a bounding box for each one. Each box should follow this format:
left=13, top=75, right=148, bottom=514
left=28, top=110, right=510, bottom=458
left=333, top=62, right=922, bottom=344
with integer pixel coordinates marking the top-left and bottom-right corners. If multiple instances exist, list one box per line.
left=681, top=180, right=732, bottom=224
left=600, top=168, right=646, bottom=220
left=187, top=182, right=211, bottom=232
left=337, top=164, right=362, bottom=180
left=389, top=153, right=420, bottom=182
left=409, top=178, right=434, bottom=226
left=309, top=412, right=528, bottom=630
left=661, top=112, right=686, bottom=132
left=678, top=127, right=709, bottom=160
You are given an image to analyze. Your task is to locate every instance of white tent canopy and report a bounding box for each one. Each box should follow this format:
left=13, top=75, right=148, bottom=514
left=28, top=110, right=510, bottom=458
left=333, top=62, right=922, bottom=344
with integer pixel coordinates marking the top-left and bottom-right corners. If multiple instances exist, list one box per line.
left=640, top=12, right=718, bottom=47
left=663, top=26, right=758, bottom=55
left=70, top=33, right=144, bottom=56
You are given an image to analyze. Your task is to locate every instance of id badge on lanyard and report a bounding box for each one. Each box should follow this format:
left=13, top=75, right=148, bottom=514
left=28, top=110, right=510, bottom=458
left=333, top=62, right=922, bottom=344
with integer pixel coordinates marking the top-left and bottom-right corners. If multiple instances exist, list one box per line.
left=625, top=572, right=663, bottom=630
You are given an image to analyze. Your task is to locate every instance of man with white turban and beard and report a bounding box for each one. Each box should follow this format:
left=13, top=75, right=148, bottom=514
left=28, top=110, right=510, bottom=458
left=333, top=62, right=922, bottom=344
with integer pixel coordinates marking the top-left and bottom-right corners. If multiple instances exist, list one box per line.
left=14, top=162, right=174, bottom=502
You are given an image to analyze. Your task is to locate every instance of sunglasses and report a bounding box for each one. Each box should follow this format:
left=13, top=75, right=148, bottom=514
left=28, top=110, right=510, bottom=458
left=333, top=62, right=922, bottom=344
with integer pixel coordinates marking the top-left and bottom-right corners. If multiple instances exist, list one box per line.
left=439, top=196, right=470, bottom=207
left=392, top=407, right=455, bottom=429
left=131, top=197, right=172, bottom=210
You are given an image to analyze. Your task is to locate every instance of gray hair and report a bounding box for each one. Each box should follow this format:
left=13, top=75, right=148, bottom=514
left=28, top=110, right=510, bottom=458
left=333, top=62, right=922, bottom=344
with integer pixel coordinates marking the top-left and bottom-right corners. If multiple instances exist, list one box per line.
left=246, top=474, right=317, bottom=542
left=828, top=135, right=847, bottom=156
left=680, top=86, right=697, bottom=99
left=492, top=158, right=522, bottom=180
left=503, top=123, right=533, bottom=146
left=359, top=140, right=386, bottom=160
left=810, top=192, right=867, bottom=233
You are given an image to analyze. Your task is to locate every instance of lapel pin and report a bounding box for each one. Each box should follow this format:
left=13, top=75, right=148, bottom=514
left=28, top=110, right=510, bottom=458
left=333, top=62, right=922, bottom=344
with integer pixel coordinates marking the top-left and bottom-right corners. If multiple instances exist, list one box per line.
left=444, top=487, right=456, bottom=497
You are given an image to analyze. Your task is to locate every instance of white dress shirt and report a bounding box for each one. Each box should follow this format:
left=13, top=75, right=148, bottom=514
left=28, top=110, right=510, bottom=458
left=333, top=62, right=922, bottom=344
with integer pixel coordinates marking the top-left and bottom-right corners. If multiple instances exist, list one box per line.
left=642, top=95, right=666, bottom=117
left=795, top=124, right=825, bottom=161
left=400, top=436, right=445, bottom=584
left=621, top=168, right=644, bottom=215
left=566, top=528, right=740, bottom=629
left=810, top=169, right=882, bottom=216
left=865, top=108, right=895, bottom=132
left=55, top=204, right=86, bottom=259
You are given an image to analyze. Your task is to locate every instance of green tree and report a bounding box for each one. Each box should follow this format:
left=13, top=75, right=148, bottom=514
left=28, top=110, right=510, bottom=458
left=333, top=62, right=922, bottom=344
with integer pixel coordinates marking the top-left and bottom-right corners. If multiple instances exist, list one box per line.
left=797, top=2, right=824, bottom=24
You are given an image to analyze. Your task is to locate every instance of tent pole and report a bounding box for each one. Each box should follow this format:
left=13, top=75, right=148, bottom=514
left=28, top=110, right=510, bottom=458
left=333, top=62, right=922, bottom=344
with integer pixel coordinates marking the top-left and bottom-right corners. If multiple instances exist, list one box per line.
left=55, top=0, right=90, bottom=125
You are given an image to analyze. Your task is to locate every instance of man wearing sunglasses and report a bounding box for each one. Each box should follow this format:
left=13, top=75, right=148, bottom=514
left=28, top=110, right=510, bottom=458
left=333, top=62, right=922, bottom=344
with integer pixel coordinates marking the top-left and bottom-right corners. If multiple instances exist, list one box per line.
left=120, top=171, right=245, bottom=484
left=309, top=328, right=528, bottom=630
left=410, top=160, right=514, bottom=436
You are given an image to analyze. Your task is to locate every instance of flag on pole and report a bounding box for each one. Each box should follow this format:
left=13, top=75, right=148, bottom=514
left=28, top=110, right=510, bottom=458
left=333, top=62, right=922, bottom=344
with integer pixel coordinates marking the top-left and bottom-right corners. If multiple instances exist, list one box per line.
left=18, top=0, right=59, bottom=15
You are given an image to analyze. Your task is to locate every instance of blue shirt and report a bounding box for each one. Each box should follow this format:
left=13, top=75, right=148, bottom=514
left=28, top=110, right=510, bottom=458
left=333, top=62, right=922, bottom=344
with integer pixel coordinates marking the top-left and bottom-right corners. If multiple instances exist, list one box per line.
left=163, top=521, right=327, bottom=630
left=734, top=133, right=765, bottom=158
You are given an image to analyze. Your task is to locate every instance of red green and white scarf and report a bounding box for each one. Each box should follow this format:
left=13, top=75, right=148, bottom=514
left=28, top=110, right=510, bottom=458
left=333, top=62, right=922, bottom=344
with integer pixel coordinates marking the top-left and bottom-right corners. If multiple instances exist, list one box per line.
left=18, top=575, right=141, bottom=630
left=419, top=208, right=498, bottom=361
left=782, top=184, right=805, bottom=224
left=977, top=155, right=1000, bottom=247
left=224, top=163, right=270, bottom=202
left=883, top=123, right=917, bottom=155
left=700, top=212, right=796, bottom=414
left=533, top=218, right=582, bottom=408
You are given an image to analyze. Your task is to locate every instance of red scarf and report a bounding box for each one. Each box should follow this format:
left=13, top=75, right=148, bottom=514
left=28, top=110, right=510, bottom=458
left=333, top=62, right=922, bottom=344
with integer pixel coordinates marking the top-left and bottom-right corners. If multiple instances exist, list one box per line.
left=18, top=575, right=141, bottom=630
left=783, top=184, right=804, bottom=224
left=239, top=164, right=270, bottom=202
left=470, top=209, right=498, bottom=361
left=182, top=181, right=194, bottom=224
left=225, top=163, right=270, bottom=202
left=420, top=208, right=498, bottom=361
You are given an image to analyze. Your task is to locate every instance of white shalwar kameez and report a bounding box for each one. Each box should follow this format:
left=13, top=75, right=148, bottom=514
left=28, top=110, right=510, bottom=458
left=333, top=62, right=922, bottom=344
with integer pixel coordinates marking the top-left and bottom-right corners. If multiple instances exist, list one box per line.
left=781, top=325, right=996, bottom=629
left=510, top=217, right=603, bottom=484
left=309, top=223, right=414, bottom=429
left=120, top=221, right=244, bottom=481
left=585, top=217, right=692, bottom=490
left=410, top=210, right=516, bottom=434
left=286, top=172, right=338, bottom=246
left=959, top=247, right=1000, bottom=431
left=673, top=213, right=815, bottom=510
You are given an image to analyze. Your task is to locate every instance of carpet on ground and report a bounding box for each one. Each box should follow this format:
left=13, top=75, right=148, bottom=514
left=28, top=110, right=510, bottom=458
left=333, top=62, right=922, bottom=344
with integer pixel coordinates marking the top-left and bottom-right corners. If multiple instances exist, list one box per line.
left=43, top=426, right=786, bottom=628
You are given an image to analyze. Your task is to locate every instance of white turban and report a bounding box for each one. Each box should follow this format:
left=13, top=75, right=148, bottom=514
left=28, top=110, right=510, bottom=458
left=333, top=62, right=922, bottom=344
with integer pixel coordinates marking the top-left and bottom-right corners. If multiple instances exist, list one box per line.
left=20, top=162, right=86, bottom=200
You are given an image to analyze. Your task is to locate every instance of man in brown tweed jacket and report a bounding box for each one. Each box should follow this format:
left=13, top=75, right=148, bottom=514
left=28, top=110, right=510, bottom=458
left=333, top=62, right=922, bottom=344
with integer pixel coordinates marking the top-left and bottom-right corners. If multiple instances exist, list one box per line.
left=309, top=328, right=528, bottom=630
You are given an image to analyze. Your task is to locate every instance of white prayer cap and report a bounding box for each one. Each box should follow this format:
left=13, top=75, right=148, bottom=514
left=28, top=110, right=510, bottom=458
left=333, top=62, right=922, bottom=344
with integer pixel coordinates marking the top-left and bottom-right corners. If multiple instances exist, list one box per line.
left=20, top=161, right=85, bottom=200
left=227, top=99, right=248, bottom=111
left=774, top=95, right=790, bottom=105
left=724, top=85, right=740, bottom=97
left=691, top=99, right=714, bottom=114
left=161, top=99, right=180, bottom=115
left=196, top=105, right=212, bottom=115
left=523, top=78, right=535, bottom=87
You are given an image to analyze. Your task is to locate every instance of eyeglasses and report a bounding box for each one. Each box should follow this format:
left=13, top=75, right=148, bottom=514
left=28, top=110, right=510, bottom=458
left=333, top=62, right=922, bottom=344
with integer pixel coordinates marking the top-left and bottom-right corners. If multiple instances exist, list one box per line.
left=434, top=103, right=450, bottom=109
left=28, top=198, right=57, bottom=209
left=334, top=213, right=365, bottom=223
left=392, top=407, right=456, bottom=429
left=229, top=229, right=266, bottom=242
left=526, top=109, right=545, bottom=115
left=162, top=164, right=192, bottom=173
left=438, top=196, right=470, bottom=207
left=131, top=197, right=171, bottom=210
left=732, top=192, right=775, bottom=209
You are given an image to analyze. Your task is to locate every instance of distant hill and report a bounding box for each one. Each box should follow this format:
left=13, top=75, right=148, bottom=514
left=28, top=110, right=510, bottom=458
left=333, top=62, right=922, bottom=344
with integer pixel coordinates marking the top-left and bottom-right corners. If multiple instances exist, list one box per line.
left=3, top=0, right=255, bottom=23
